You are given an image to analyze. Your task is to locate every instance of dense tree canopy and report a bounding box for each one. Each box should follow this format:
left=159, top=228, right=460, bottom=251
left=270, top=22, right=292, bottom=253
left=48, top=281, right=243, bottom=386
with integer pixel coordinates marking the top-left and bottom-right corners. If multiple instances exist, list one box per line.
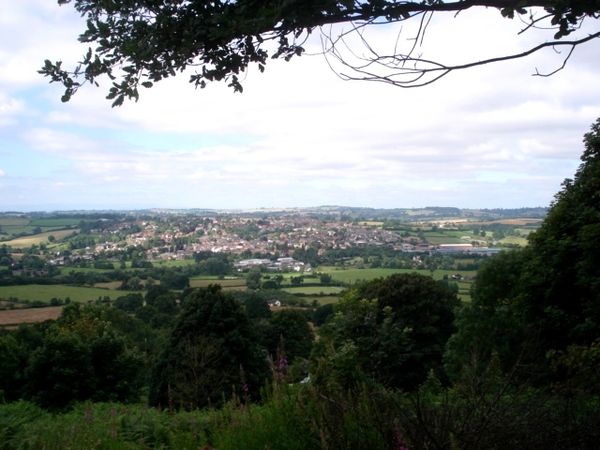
left=25, top=304, right=143, bottom=409
left=149, top=285, right=269, bottom=409
left=317, top=273, right=459, bottom=390
left=42, top=0, right=600, bottom=105
left=446, top=118, right=600, bottom=388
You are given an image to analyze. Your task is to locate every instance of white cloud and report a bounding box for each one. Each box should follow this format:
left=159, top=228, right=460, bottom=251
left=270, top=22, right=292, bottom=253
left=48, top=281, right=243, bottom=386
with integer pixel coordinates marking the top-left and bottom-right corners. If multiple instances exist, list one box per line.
left=0, top=168, right=5, bottom=177
left=0, top=92, right=24, bottom=126
left=2, top=3, right=600, bottom=209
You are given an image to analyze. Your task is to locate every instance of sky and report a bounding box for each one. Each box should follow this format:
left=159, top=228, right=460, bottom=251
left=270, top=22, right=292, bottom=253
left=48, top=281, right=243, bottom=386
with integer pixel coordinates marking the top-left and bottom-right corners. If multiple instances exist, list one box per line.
left=1, top=2, right=599, bottom=211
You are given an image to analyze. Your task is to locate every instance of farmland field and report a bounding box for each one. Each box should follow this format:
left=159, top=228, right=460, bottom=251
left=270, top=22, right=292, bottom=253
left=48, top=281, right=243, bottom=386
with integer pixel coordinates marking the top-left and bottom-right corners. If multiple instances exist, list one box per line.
left=60, top=267, right=115, bottom=274
left=499, top=235, right=529, bottom=246
left=189, top=277, right=247, bottom=290
left=424, top=235, right=472, bottom=245
left=0, top=217, right=29, bottom=226
left=3, top=229, right=77, bottom=248
left=152, top=259, right=197, bottom=268
left=305, top=295, right=341, bottom=305
left=0, top=285, right=133, bottom=303
left=93, top=281, right=123, bottom=290
left=319, top=267, right=476, bottom=283
left=0, top=306, right=63, bottom=327
left=282, top=286, right=346, bottom=295
left=29, top=218, right=81, bottom=227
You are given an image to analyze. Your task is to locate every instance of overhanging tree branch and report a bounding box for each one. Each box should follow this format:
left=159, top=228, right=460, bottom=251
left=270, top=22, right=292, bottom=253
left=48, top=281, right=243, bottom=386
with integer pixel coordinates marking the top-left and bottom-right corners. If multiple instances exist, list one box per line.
left=40, top=1, right=600, bottom=105
left=324, top=28, right=600, bottom=87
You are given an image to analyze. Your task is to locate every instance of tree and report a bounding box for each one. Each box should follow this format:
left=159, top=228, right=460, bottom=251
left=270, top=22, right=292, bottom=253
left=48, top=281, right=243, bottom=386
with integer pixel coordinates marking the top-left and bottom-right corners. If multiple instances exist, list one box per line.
left=243, top=292, right=272, bottom=320
left=149, top=286, right=269, bottom=409
left=290, top=275, right=304, bottom=286
left=246, top=268, right=262, bottom=290
left=159, top=271, right=189, bottom=290
left=447, top=118, right=600, bottom=388
left=42, top=1, right=600, bottom=105
left=317, top=273, right=459, bottom=390
left=265, top=310, right=314, bottom=361
left=25, top=304, right=143, bottom=409
left=320, top=273, right=333, bottom=285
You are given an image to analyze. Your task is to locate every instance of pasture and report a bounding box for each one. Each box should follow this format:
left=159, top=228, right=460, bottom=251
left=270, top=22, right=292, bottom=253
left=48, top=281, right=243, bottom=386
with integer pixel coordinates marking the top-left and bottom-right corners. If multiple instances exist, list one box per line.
left=189, top=277, right=247, bottom=291
left=29, top=218, right=81, bottom=227
left=282, top=286, right=346, bottom=295
left=0, top=217, right=29, bottom=226
left=499, top=235, right=529, bottom=246
left=152, top=259, right=197, bottom=268
left=305, top=295, right=341, bottom=305
left=318, top=267, right=471, bottom=283
left=422, top=231, right=473, bottom=245
left=93, top=281, right=123, bottom=290
left=318, top=266, right=475, bottom=301
left=0, top=285, right=133, bottom=303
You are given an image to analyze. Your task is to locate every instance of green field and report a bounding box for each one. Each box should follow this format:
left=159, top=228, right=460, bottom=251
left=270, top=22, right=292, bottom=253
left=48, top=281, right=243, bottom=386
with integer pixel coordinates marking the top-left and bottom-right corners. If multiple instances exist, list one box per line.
left=319, top=267, right=474, bottom=283
left=282, top=286, right=346, bottom=295
left=29, top=218, right=81, bottom=227
left=189, top=277, right=247, bottom=290
left=152, top=259, right=197, bottom=268
left=93, top=281, right=123, bottom=290
left=0, top=285, right=134, bottom=303
left=3, top=229, right=77, bottom=248
left=302, top=295, right=342, bottom=305
left=422, top=230, right=474, bottom=245
left=499, top=235, right=528, bottom=246
left=60, top=267, right=114, bottom=274
left=0, top=217, right=29, bottom=226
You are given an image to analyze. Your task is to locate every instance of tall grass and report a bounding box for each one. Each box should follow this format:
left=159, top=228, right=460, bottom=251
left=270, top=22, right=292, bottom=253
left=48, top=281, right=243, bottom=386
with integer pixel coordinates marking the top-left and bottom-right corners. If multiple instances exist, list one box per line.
left=1, top=382, right=599, bottom=449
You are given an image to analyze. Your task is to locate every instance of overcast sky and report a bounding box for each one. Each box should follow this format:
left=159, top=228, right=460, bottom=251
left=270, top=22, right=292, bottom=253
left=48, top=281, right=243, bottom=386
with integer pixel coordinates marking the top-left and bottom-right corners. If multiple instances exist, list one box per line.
left=1, top=2, right=599, bottom=211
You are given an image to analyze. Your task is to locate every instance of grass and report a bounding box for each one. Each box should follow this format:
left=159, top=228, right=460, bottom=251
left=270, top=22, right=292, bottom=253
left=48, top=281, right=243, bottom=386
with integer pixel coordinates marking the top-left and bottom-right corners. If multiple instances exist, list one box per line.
left=0, top=285, right=134, bottom=303
left=152, top=259, right=197, bottom=268
left=319, top=267, right=475, bottom=284
left=29, top=218, right=81, bottom=227
left=3, top=229, right=77, bottom=248
left=282, top=286, right=345, bottom=295
left=0, top=217, right=29, bottom=226
left=94, top=281, right=123, bottom=290
left=60, top=266, right=115, bottom=274
left=422, top=230, right=474, bottom=245
left=499, top=235, right=528, bottom=246
left=189, top=278, right=247, bottom=290
left=316, top=267, right=475, bottom=301
left=301, top=295, right=341, bottom=305
left=358, top=221, right=384, bottom=227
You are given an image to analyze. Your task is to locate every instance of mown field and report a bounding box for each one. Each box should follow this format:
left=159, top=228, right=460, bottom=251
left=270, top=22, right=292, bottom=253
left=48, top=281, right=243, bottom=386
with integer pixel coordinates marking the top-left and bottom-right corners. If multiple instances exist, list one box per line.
left=29, top=218, right=81, bottom=227
left=498, top=235, right=529, bottom=246
left=282, top=286, right=346, bottom=295
left=152, top=259, right=198, bottom=268
left=0, top=285, right=134, bottom=303
left=93, top=281, right=123, bottom=290
left=2, top=229, right=77, bottom=248
left=189, top=277, right=247, bottom=291
left=319, top=267, right=476, bottom=283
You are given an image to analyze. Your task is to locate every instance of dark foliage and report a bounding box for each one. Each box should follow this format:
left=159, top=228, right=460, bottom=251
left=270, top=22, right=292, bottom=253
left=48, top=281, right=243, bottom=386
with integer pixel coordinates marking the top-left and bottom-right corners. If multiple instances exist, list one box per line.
left=41, top=1, right=600, bottom=104
left=149, top=285, right=269, bottom=409
left=317, top=273, right=459, bottom=390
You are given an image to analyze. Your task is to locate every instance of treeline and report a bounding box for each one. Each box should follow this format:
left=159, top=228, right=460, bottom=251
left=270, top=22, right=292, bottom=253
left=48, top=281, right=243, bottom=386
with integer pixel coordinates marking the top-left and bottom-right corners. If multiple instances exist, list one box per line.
left=0, top=254, right=234, bottom=290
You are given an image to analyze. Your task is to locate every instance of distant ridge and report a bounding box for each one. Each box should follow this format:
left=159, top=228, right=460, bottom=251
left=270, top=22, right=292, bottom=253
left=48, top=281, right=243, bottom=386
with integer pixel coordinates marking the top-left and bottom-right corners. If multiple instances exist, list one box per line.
left=0, top=206, right=547, bottom=222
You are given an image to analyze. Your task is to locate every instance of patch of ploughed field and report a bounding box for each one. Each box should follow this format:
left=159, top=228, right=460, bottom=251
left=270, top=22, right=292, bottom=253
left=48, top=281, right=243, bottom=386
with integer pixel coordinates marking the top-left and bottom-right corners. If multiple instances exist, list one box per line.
left=0, top=306, right=62, bottom=329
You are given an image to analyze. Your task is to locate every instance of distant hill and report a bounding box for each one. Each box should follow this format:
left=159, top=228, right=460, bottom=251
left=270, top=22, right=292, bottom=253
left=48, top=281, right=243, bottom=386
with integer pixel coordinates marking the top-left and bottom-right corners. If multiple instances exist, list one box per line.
left=1, top=206, right=547, bottom=223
